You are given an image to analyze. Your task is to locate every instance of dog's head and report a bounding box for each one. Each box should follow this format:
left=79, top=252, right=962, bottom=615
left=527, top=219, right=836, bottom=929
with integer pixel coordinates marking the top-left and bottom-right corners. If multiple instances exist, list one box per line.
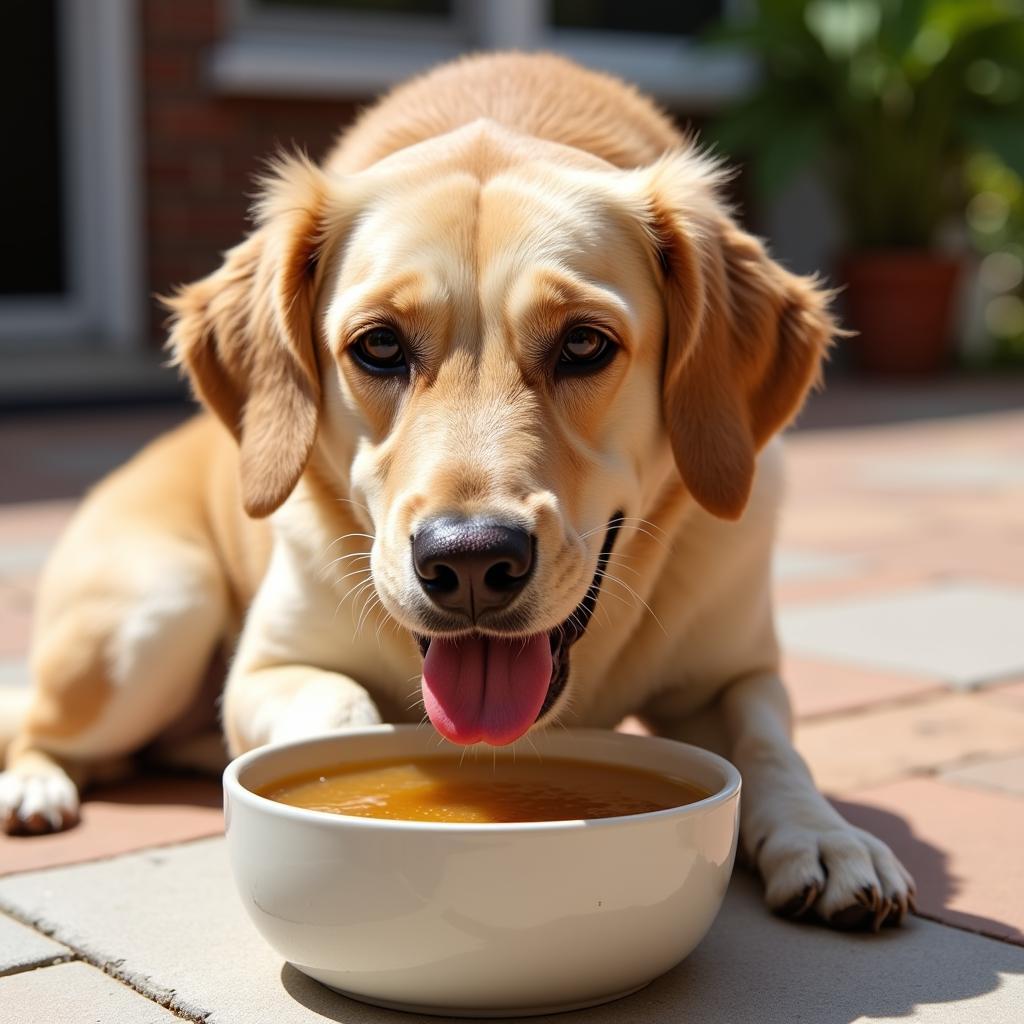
left=168, top=121, right=833, bottom=745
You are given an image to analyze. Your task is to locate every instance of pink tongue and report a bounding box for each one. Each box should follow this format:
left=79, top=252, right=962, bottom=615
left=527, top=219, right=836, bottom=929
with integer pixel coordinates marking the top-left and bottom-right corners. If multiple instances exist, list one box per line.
left=421, top=633, right=553, bottom=746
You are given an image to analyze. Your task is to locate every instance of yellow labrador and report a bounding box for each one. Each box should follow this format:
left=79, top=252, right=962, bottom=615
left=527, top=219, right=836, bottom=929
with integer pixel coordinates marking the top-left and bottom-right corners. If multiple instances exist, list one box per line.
left=0, top=53, right=912, bottom=928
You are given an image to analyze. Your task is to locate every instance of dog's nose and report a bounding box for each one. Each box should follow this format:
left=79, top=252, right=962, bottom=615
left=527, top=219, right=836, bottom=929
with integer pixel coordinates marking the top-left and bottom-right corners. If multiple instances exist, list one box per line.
left=412, top=517, right=534, bottom=619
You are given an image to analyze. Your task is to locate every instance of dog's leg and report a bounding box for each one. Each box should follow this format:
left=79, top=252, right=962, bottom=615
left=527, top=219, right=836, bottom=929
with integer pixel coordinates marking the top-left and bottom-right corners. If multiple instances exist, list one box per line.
left=223, top=665, right=382, bottom=757
left=0, top=743, right=86, bottom=834
left=1, top=540, right=228, bottom=835
left=720, top=672, right=915, bottom=929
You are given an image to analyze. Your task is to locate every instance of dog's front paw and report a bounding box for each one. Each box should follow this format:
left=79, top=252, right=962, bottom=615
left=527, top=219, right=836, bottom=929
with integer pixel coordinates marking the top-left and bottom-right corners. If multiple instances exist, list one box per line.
left=269, top=677, right=382, bottom=745
left=756, top=820, right=915, bottom=930
left=0, top=768, right=80, bottom=835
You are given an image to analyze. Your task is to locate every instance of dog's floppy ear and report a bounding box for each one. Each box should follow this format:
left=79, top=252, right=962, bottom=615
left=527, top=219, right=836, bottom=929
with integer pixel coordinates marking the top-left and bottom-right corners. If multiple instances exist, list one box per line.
left=642, top=152, right=834, bottom=520
left=165, top=154, right=333, bottom=518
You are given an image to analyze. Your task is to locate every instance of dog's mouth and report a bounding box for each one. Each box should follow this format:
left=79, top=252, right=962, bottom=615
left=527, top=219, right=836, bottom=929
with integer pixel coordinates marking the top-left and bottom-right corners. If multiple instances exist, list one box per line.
left=412, top=513, right=622, bottom=746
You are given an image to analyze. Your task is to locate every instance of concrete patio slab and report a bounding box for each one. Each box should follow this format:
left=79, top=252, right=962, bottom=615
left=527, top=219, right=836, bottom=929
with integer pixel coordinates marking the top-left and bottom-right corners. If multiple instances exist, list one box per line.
left=1, top=837, right=1023, bottom=1024
left=779, top=582, right=1024, bottom=686
left=0, top=591, right=31, bottom=659
left=0, top=775, right=222, bottom=877
left=0, top=501, right=76, bottom=545
left=835, top=778, right=1024, bottom=944
left=1, top=960, right=180, bottom=1024
left=783, top=655, right=940, bottom=719
left=796, top=693, right=1024, bottom=793
left=779, top=499, right=927, bottom=549
left=773, top=548, right=864, bottom=582
left=860, top=454, right=1024, bottom=490
left=0, top=662, right=29, bottom=688
left=0, top=540, right=53, bottom=577
left=942, top=752, right=1024, bottom=797
left=0, top=911, right=69, bottom=976
left=989, top=678, right=1024, bottom=706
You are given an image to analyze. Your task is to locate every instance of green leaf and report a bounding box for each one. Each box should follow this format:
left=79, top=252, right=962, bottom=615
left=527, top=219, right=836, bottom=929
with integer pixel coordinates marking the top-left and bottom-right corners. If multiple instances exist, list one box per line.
left=804, top=0, right=880, bottom=59
left=752, top=117, right=828, bottom=201
left=966, top=111, right=1024, bottom=177
left=880, top=0, right=930, bottom=58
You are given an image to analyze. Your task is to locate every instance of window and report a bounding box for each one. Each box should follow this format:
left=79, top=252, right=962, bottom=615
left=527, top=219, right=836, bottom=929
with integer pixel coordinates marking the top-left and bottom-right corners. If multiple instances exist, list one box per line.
left=256, top=0, right=451, bottom=12
left=1, top=0, right=66, bottom=298
left=213, top=0, right=751, bottom=108
left=0, top=0, right=143, bottom=353
left=551, top=1, right=723, bottom=38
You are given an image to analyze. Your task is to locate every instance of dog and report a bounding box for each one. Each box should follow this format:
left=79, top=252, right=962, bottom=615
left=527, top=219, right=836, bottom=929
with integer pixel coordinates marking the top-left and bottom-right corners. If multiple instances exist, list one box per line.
left=0, top=53, right=912, bottom=928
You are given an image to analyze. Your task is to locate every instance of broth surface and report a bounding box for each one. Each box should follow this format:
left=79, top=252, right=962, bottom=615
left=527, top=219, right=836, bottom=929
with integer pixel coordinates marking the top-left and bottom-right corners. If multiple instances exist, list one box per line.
left=258, top=755, right=707, bottom=823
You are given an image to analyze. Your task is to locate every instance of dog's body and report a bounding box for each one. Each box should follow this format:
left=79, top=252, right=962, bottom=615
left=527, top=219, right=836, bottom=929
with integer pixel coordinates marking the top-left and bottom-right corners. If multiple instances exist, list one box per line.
left=0, top=54, right=912, bottom=928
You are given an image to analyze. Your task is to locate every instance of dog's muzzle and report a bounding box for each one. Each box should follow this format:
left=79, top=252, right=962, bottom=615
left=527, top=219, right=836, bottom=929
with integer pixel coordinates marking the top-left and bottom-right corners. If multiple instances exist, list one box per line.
left=412, top=513, right=623, bottom=745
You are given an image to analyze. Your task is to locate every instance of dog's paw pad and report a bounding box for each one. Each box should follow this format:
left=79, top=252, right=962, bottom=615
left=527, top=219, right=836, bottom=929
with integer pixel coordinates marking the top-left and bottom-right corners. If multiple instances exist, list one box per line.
left=0, top=770, right=80, bottom=835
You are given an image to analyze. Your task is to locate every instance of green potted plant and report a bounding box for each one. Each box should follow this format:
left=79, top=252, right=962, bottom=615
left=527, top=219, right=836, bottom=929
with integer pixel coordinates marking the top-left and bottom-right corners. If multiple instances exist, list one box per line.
left=708, top=0, right=1024, bottom=373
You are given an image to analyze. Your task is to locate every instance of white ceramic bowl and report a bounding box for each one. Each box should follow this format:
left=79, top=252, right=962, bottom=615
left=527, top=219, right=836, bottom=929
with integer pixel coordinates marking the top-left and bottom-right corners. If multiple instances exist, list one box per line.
left=223, top=725, right=740, bottom=1018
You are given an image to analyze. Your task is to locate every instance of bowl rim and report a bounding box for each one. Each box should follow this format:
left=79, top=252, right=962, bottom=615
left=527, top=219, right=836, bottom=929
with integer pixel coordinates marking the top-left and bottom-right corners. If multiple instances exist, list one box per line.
left=223, top=725, right=741, bottom=834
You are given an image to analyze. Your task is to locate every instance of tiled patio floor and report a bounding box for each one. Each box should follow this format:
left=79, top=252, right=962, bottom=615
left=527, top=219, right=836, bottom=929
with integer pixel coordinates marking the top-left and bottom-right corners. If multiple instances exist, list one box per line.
left=1, top=381, right=1023, bottom=1022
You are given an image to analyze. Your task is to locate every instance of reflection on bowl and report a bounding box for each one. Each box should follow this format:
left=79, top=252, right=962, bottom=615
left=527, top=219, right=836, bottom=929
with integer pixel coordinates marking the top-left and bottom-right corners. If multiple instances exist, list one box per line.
left=223, top=725, right=741, bottom=1018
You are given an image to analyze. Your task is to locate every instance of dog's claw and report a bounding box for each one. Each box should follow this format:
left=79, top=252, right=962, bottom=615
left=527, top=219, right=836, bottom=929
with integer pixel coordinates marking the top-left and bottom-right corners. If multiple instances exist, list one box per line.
left=856, top=884, right=880, bottom=910
left=778, top=883, right=819, bottom=919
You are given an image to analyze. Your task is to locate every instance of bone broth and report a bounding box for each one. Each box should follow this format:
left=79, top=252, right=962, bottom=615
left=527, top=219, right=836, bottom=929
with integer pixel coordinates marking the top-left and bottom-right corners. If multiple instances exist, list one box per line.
left=257, top=756, right=707, bottom=823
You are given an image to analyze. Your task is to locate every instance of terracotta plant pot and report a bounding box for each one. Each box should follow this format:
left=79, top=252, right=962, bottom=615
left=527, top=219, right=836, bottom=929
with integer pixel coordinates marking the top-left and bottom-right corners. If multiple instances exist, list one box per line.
left=841, top=251, right=961, bottom=374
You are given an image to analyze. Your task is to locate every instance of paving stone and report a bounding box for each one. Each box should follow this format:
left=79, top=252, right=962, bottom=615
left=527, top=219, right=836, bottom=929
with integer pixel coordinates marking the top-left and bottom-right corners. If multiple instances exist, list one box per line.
left=834, top=778, right=1024, bottom=944
left=942, top=753, right=1024, bottom=797
left=861, top=454, right=1024, bottom=490
left=0, top=775, right=223, bottom=877
left=773, top=548, right=864, bottom=582
left=775, top=565, right=935, bottom=607
left=0, top=960, right=178, bottom=1023
left=989, top=678, right=1024, bottom=707
left=0, top=541, right=53, bottom=577
left=779, top=499, right=927, bottom=550
left=796, top=693, right=1024, bottom=793
left=0, top=911, right=69, bottom=976
left=1, top=837, right=1024, bottom=1023
left=783, top=655, right=940, bottom=719
left=0, top=660, right=29, bottom=689
left=0, top=501, right=75, bottom=545
left=0, top=593, right=31, bottom=659
left=779, top=581, right=1024, bottom=686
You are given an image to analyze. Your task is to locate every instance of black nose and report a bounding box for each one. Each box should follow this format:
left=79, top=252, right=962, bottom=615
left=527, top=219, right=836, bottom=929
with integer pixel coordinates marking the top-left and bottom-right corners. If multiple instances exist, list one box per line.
left=412, top=517, right=534, bottom=620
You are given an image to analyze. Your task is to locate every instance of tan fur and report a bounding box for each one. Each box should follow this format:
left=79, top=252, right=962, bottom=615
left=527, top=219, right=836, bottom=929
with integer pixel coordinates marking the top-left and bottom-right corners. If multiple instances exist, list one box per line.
left=0, top=53, right=913, bottom=928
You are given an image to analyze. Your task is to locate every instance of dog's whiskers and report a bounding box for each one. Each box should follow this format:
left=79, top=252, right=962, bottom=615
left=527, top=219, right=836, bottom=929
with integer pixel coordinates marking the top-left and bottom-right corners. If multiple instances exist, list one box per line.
left=343, top=577, right=378, bottom=623
left=334, top=496, right=372, bottom=515
left=322, top=551, right=372, bottom=574
left=594, top=568, right=668, bottom=637
left=602, top=553, right=641, bottom=577
left=323, top=531, right=376, bottom=557
left=331, top=566, right=374, bottom=588
left=579, top=517, right=670, bottom=554
left=355, top=592, right=383, bottom=637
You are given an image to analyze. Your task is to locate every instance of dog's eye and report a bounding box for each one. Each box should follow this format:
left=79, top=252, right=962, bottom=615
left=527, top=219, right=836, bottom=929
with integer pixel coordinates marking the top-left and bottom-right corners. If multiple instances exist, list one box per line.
left=558, top=326, right=615, bottom=374
left=351, top=327, right=407, bottom=373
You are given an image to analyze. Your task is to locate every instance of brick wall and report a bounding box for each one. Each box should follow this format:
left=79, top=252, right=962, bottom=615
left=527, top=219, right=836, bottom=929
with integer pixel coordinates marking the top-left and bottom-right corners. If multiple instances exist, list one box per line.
left=137, top=1, right=717, bottom=345
left=140, top=0, right=363, bottom=342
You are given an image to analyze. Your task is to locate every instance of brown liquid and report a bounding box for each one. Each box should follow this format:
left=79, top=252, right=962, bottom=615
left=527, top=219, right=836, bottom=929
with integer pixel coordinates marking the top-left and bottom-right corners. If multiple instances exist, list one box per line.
left=258, top=756, right=707, bottom=823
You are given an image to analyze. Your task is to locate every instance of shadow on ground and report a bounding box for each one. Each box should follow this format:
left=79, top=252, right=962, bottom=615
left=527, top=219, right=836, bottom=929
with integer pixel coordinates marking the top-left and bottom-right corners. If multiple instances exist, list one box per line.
left=278, top=862, right=1024, bottom=1024
left=834, top=795, right=1021, bottom=944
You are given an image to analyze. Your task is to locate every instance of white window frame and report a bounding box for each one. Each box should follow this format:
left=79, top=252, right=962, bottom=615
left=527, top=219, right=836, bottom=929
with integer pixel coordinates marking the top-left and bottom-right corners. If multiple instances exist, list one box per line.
left=0, top=0, right=144, bottom=353
left=211, top=0, right=755, bottom=109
